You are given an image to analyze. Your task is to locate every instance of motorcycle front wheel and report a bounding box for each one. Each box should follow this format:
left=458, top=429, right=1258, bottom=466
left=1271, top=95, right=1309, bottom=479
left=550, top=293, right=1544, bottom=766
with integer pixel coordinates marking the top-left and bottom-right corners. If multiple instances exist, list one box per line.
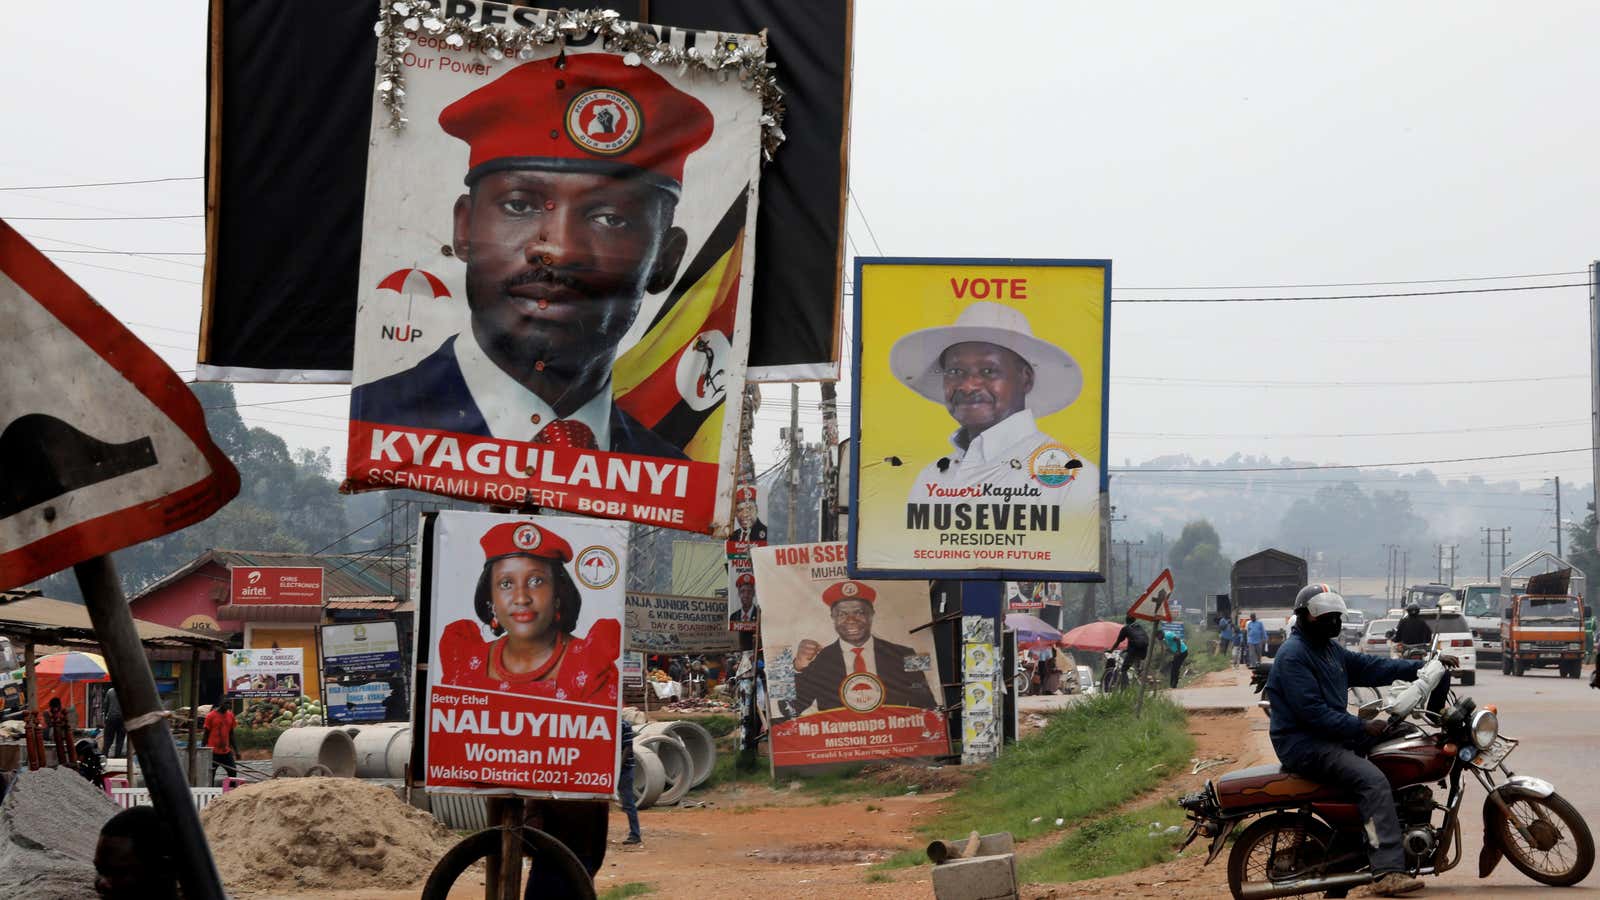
left=1489, top=789, right=1595, bottom=886
left=1226, top=812, right=1336, bottom=900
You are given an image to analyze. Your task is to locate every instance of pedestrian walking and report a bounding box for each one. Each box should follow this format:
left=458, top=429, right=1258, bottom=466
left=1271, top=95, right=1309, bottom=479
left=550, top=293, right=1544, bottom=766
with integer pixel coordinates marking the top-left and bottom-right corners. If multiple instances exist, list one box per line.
left=617, top=719, right=642, bottom=844
left=1162, top=627, right=1189, bottom=689
left=101, top=686, right=125, bottom=760
left=203, top=693, right=238, bottom=784
left=1246, top=613, right=1267, bottom=666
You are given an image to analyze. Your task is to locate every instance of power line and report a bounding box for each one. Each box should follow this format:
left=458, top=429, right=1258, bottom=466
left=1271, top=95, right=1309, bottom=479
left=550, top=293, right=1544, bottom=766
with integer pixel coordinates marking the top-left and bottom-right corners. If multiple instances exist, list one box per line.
left=44, top=249, right=204, bottom=256
left=1110, top=418, right=1589, bottom=439
left=28, top=232, right=204, bottom=269
left=203, top=393, right=349, bottom=411
left=1116, top=271, right=1587, bottom=290
left=1116, top=373, right=1584, bottom=388
left=1115, top=282, right=1586, bottom=303
left=1113, top=446, right=1595, bottom=474
left=52, top=258, right=201, bottom=285
left=0, top=213, right=201, bottom=221
left=847, top=188, right=885, bottom=256
left=0, top=176, right=201, bottom=191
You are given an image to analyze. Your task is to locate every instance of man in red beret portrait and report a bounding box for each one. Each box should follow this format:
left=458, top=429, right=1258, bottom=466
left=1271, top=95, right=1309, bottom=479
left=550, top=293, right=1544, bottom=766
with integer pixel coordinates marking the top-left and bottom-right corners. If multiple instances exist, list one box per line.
left=728, top=570, right=760, bottom=650
left=786, top=581, right=938, bottom=717
left=353, top=53, right=714, bottom=457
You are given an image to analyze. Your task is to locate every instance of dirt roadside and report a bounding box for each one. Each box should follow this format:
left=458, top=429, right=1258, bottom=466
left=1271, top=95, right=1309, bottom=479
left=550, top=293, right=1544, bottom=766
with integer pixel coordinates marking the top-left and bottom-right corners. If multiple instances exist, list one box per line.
left=227, top=672, right=1267, bottom=899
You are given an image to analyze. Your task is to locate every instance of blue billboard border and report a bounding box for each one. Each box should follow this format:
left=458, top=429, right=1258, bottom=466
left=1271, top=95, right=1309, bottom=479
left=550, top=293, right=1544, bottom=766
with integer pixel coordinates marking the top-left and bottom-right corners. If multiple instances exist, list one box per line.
left=846, top=256, right=1112, bottom=583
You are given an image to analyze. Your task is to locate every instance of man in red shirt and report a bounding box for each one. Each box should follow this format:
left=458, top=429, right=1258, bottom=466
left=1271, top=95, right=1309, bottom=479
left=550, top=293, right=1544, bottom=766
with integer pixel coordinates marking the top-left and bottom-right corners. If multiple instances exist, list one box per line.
left=202, top=693, right=238, bottom=785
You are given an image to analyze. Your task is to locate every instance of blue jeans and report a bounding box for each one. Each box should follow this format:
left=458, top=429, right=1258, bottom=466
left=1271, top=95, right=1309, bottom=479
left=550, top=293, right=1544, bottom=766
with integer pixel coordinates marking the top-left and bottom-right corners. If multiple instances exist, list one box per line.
left=618, top=759, right=640, bottom=839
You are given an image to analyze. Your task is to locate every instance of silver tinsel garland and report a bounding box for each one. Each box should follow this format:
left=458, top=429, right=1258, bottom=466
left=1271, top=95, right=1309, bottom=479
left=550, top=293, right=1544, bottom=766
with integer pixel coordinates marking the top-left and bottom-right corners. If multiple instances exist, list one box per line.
left=373, top=0, right=787, bottom=161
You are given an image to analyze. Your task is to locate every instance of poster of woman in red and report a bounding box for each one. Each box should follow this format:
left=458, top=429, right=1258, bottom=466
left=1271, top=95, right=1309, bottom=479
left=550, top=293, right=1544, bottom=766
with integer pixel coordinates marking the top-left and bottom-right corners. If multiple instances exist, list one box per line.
left=424, top=511, right=627, bottom=799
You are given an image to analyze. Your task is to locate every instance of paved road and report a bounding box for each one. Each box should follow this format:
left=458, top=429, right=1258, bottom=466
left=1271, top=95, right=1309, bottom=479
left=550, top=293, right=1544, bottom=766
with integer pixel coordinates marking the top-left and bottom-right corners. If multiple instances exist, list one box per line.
left=1432, top=665, right=1599, bottom=895
left=1021, top=664, right=1599, bottom=894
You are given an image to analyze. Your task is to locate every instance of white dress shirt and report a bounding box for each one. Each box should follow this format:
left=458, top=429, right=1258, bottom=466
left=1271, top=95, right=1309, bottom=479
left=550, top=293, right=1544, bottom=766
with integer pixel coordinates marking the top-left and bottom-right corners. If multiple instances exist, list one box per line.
left=843, top=637, right=878, bottom=678
left=455, top=330, right=613, bottom=447
left=907, top=410, right=1100, bottom=505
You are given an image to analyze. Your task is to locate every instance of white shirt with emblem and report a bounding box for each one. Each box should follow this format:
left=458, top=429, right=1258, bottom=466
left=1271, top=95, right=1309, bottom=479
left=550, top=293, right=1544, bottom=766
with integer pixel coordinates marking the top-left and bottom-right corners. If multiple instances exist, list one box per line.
left=905, top=409, right=1102, bottom=571
left=455, top=329, right=614, bottom=447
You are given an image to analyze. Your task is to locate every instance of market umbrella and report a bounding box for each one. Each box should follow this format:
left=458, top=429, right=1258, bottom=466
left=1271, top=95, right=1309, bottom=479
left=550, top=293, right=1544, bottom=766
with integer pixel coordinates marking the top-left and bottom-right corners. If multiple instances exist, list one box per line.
left=34, top=651, right=111, bottom=682
left=1005, top=613, right=1064, bottom=650
left=1059, top=621, right=1124, bottom=653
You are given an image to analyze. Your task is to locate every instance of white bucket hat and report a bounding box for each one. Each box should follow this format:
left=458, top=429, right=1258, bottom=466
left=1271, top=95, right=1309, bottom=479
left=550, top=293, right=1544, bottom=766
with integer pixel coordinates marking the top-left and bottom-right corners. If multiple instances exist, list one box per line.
left=888, top=302, right=1082, bottom=416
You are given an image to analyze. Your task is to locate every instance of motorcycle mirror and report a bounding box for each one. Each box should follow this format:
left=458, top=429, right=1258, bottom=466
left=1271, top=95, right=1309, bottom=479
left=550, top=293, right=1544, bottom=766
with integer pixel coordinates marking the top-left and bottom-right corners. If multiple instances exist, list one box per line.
left=1358, top=699, right=1385, bottom=720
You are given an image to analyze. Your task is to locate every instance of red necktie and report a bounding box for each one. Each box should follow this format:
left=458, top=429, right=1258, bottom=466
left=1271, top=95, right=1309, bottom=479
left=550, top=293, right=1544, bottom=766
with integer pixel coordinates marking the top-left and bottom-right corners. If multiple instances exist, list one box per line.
left=851, top=647, right=867, bottom=674
left=533, top=419, right=598, bottom=450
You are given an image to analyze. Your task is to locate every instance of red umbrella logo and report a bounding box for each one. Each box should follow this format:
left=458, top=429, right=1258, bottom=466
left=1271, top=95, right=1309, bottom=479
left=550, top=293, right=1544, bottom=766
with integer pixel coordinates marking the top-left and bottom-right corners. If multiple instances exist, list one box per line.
left=377, top=268, right=452, bottom=325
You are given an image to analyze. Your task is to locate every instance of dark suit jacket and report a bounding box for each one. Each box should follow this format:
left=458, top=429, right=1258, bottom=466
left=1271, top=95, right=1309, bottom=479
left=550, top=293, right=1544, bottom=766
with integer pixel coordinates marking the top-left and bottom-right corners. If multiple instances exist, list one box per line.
left=792, top=637, right=938, bottom=716
left=351, top=336, right=686, bottom=459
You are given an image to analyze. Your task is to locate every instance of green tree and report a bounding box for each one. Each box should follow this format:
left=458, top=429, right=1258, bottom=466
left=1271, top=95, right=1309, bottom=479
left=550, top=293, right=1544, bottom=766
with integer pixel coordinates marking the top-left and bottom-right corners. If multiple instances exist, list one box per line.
left=1168, top=520, right=1232, bottom=610
left=28, top=383, right=351, bottom=599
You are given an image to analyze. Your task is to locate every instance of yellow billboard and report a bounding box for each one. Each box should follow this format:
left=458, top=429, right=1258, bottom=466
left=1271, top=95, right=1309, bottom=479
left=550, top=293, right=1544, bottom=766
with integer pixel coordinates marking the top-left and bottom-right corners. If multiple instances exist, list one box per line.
left=848, top=259, right=1109, bottom=580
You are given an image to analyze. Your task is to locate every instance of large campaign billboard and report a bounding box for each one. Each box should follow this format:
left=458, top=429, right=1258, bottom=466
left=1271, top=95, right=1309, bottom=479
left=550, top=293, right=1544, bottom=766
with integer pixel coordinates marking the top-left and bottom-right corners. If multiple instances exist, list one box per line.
left=422, top=511, right=626, bottom=799
left=849, top=259, right=1111, bottom=582
left=344, top=11, right=764, bottom=533
left=197, top=1, right=849, bottom=385
left=756, top=542, right=949, bottom=772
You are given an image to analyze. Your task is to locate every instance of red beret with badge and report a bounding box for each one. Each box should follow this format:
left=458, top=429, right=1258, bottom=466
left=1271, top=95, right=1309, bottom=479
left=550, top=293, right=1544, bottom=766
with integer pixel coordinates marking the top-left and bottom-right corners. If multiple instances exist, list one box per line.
left=735, top=485, right=758, bottom=504
left=439, top=52, right=715, bottom=196
left=736, top=572, right=755, bottom=587
left=479, top=521, right=573, bottom=564
left=822, top=580, right=877, bottom=607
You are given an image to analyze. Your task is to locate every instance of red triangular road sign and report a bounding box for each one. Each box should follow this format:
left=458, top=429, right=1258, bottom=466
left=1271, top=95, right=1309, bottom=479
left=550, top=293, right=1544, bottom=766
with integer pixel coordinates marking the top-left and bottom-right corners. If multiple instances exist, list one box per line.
left=0, top=219, right=239, bottom=589
left=1127, top=569, right=1175, bottom=622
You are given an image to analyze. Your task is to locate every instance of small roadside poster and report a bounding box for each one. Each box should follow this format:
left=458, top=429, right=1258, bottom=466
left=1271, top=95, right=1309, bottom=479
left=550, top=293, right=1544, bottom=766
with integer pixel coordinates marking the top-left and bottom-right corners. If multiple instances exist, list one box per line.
left=224, top=648, right=305, bottom=699
left=755, top=541, right=948, bottom=771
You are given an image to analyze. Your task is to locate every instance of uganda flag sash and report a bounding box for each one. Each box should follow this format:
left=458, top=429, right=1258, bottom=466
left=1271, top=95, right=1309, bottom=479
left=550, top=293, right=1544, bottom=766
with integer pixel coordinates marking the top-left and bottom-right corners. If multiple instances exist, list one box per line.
left=612, top=190, right=749, bottom=463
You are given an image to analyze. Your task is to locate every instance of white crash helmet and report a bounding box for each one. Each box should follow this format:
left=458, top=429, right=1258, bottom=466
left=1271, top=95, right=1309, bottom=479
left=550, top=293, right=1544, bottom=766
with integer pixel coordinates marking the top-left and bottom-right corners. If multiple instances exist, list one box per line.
left=1294, top=583, right=1348, bottom=618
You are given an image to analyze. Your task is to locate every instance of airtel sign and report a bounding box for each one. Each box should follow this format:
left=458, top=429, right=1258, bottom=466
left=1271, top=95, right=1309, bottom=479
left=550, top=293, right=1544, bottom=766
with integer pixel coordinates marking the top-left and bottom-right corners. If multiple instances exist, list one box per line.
left=228, top=566, right=324, bottom=606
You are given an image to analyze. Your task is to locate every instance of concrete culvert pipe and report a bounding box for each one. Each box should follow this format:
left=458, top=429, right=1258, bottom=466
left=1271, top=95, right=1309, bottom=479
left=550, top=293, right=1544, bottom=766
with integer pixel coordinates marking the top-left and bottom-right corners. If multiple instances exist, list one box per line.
left=635, top=734, right=693, bottom=806
left=350, top=724, right=412, bottom=778
left=271, top=726, right=358, bottom=778
left=630, top=745, right=667, bottom=810
left=646, top=720, right=716, bottom=788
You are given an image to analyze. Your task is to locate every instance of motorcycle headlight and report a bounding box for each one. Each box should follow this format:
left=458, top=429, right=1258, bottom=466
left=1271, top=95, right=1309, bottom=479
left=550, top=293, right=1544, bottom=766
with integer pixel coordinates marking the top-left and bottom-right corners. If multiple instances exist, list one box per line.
left=1470, top=709, right=1499, bottom=749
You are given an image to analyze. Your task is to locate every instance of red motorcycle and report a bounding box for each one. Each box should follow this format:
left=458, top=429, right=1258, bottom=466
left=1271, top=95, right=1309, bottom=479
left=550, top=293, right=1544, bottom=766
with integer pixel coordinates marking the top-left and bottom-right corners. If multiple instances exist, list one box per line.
left=1179, top=655, right=1594, bottom=898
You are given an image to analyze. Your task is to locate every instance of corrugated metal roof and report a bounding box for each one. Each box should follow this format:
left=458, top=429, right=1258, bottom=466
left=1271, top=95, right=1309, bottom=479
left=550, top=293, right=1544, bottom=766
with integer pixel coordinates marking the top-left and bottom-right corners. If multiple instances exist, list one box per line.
left=325, top=598, right=400, bottom=611
left=132, top=549, right=409, bottom=605
left=216, top=604, right=324, bottom=623
left=0, top=592, right=226, bottom=650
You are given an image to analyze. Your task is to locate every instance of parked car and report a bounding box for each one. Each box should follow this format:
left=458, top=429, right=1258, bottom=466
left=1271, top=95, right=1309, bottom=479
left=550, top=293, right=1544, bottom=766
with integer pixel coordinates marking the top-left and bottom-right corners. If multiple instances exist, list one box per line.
left=1361, top=617, right=1396, bottom=656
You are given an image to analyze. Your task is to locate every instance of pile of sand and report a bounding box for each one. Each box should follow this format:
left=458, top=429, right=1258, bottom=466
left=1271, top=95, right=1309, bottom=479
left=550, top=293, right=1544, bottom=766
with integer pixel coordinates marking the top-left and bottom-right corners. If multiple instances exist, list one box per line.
left=201, top=777, right=459, bottom=893
left=0, top=766, right=119, bottom=899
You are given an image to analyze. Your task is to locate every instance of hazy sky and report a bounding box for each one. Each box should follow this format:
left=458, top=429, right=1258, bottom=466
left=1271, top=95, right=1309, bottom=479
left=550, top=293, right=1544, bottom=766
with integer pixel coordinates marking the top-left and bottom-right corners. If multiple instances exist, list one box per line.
left=5, top=2, right=1599, bottom=518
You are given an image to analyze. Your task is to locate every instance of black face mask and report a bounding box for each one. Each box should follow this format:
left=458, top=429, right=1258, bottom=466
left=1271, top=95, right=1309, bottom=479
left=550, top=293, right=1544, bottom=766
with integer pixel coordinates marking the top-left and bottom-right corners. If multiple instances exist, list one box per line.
left=1303, top=613, right=1342, bottom=643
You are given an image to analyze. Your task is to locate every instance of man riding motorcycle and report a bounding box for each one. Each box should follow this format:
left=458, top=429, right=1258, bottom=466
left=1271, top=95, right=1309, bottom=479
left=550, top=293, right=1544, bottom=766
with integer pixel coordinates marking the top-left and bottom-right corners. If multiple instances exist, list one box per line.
left=1391, top=603, right=1433, bottom=653
left=1264, top=584, right=1458, bottom=897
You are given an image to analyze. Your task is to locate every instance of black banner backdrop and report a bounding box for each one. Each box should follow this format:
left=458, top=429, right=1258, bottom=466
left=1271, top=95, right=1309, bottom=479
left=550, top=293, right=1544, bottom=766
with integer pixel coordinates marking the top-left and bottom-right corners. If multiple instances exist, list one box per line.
left=199, top=0, right=847, bottom=384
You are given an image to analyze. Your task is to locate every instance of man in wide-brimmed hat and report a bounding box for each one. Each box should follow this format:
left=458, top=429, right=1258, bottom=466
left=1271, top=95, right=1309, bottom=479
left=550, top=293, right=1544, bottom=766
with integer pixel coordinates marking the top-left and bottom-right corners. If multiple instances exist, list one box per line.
left=889, top=302, right=1101, bottom=506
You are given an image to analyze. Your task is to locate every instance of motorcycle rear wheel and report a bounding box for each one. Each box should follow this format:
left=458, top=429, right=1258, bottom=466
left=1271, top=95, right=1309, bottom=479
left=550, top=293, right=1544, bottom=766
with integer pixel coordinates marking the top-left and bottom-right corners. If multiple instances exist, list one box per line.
left=1489, top=789, right=1594, bottom=886
left=1226, top=813, right=1337, bottom=900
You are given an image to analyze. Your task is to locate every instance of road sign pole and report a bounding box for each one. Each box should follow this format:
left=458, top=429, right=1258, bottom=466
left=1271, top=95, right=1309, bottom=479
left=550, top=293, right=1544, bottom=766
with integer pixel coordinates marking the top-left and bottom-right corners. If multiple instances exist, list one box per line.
left=74, top=554, right=226, bottom=900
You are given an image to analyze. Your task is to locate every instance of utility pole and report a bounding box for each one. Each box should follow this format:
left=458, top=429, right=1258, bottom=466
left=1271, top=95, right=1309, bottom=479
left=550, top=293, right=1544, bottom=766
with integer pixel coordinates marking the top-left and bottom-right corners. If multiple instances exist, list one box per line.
left=1482, top=526, right=1511, bottom=580
left=1555, top=475, right=1563, bottom=557
left=786, top=383, right=799, bottom=542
